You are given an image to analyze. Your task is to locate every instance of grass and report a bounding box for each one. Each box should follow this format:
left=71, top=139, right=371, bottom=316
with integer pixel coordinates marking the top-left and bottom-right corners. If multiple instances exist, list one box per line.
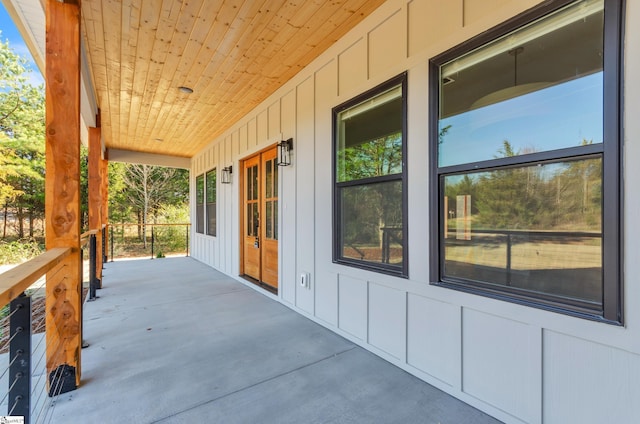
left=0, top=238, right=45, bottom=265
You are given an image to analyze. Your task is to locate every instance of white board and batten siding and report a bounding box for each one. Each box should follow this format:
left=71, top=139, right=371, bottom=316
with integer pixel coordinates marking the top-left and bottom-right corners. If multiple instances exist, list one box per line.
left=191, top=0, right=640, bottom=422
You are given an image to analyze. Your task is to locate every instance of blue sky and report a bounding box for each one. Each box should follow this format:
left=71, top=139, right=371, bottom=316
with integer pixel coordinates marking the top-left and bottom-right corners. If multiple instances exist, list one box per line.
left=0, top=2, right=45, bottom=86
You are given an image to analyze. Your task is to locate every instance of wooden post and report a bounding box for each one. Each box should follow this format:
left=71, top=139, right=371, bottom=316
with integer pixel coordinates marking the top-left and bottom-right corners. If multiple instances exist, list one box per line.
left=88, top=126, right=103, bottom=281
left=45, top=0, right=82, bottom=394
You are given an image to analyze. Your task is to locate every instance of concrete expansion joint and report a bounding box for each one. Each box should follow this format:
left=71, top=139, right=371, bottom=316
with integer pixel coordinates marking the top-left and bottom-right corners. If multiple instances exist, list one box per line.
left=149, top=346, right=358, bottom=423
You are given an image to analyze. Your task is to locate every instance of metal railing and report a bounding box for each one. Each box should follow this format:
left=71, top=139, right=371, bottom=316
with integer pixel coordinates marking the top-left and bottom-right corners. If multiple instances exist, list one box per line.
left=80, top=230, right=100, bottom=301
left=0, top=227, right=105, bottom=423
left=0, top=248, right=70, bottom=423
left=107, top=223, right=191, bottom=261
left=445, top=228, right=602, bottom=286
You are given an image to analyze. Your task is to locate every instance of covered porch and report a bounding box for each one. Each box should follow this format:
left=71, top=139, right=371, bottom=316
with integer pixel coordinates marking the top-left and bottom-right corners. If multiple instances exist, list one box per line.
left=47, top=257, right=498, bottom=423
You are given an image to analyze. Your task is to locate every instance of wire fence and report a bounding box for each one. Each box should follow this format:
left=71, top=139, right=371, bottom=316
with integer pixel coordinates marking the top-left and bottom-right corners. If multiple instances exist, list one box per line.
left=108, top=223, right=191, bottom=260
left=0, top=246, right=85, bottom=424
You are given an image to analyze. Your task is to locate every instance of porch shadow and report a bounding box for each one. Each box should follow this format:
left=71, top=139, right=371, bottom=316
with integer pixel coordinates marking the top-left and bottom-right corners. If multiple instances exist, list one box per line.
left=50, top=257, right=501, bottom=424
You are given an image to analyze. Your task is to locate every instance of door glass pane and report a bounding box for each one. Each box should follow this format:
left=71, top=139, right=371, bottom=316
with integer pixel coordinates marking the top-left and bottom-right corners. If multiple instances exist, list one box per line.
left=266, top=160, right=273, bottom=198
left=274, top=200, right=278, bottom=240
left=247, top=204, right=253, bottom=237
left=266, top=201, right=273, bottom=239
left=252, top=165, right=259, bottom=200
left=246, top=166, right=253, bottom=200
left=274, top=159, right=278, bottom=197
left=253, top=203, right=259, bottom=236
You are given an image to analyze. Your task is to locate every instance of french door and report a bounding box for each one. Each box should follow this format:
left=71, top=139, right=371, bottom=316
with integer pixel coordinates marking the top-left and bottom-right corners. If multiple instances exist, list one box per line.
left=242, top=147, right=278, bottom=290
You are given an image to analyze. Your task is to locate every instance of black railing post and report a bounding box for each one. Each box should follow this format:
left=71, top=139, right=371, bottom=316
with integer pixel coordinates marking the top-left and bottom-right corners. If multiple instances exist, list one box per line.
left=110, top=225, right=114, bottom=262
left=9, top=293, right=31, bottom=422
left=186, top=225, right=189, bottom=257
left=151, top=226, right=155, bottom=259
left=102, top=226, right=107, bottom=265
left=89, top=234, right=99, bottom=300
left=506, top=233, right=512, bottom=286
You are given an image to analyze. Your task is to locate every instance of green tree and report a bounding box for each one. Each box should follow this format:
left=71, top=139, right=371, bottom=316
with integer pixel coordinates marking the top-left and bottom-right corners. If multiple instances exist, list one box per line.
left=117, top=164, right=188, bottom=247
left=0, top=35, right=46, bottom=238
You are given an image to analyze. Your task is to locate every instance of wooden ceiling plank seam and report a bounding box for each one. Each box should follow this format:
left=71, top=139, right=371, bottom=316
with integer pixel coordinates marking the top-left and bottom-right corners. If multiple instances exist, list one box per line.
left=179, top=0, right=324, bottom=144
left=181, top=0, right=376, bottom=150
left=100, top=0, right=124, bottom=153
left=194, top=0, right=309, bottom=109
left=154, top=0, right=246, bottom=142
left=134, top=0, right=179, bottom=152
left=90, top=0, right=109, bottom=148
left=82, top=0, right=385, bottom=157
left=93, top=2, right=117, bottom=150
left=162, top=0, right=275, bottom=147
left=119, top=0, right=135, bottom=144
left=122, top=0, right=142, bottom=143
left=180, top=68, right=283, bottom=152
left=140, top=0, right=199, bottom=150
left=82, top=2, right=108, bottom=117
left=140, top=0, right=210, bottom=144
left=187, top=0, right=283, bottom=106
left=137, top=0, right=181, bottom=151
left=262, top=0, right=364, bottom=74
left=167, top=0, right=285, bottom=145
left=131, top=0, right=172, bottom=149
left=127, top=0, right=162, bottom=150
left=187, top=77, right=269, bottom=149
left=144, top=0, right=229, bottom=149
left=182, top=0, right=252, bottom=88
left=254, top=0, right=380, bottom=90
left=276, top=0, right=374, bottom=66
left=257, top=2, right=364, bottom=82
left=81, top=5, right=103, bottom=109
left=293, top=0, right=384, bottom=78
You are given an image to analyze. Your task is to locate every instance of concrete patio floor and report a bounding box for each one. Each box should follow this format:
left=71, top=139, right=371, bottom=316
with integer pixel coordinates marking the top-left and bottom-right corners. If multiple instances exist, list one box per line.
left=49, top=257, right=501, bottom=424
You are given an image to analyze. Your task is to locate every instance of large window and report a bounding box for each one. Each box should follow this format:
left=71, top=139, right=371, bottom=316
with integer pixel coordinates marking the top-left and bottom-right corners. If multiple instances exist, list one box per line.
left=333, top=73, right=408, bottom=276
left=196, top=174, right=204, bottom=234
left=429, top=0, right=622, bottom=323
left=206, top=169, right=217, bottom=236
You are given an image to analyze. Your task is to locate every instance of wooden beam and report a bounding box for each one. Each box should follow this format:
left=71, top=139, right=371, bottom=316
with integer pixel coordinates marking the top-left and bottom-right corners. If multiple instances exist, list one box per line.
left=45, top=0, right=82, bottom=394
left=0, top=248, right=71, bottom=309
left=88, top=126, right=103, bottom=282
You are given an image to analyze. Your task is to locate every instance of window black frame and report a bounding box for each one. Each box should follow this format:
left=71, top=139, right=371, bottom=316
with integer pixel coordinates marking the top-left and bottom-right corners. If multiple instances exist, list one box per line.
left=332, top=72, right=409, bottom=277
left=195, top=174, right=205, bottom=234
left=428, top=0, right=624, bottom=324
left=205, top=168, right=217, bottom=237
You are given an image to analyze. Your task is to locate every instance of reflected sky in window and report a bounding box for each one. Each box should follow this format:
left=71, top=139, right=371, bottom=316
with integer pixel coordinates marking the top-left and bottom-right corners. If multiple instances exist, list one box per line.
left=438, top=72, right=603, bottom=167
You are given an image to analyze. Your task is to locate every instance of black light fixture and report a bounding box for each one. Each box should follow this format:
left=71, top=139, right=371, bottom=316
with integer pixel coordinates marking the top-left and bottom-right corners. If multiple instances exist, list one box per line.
left=221, top=166, right=233, bottom=184
left=277, top=138, right=293, bottom=166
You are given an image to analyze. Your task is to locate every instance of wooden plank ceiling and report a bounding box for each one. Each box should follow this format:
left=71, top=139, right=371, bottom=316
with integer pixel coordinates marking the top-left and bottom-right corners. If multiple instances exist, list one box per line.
left=81, top=0, right=386, bottom=158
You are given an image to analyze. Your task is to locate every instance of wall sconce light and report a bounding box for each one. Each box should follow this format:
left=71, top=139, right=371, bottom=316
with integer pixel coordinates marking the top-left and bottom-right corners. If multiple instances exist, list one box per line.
left=277, top=138, right=293, bottom=166
left=221, top=166, right=233, bottom=184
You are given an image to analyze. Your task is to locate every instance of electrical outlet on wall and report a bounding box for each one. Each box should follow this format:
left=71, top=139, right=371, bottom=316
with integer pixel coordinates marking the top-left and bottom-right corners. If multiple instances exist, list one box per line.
left=300, top=272, right=311, bottom=289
